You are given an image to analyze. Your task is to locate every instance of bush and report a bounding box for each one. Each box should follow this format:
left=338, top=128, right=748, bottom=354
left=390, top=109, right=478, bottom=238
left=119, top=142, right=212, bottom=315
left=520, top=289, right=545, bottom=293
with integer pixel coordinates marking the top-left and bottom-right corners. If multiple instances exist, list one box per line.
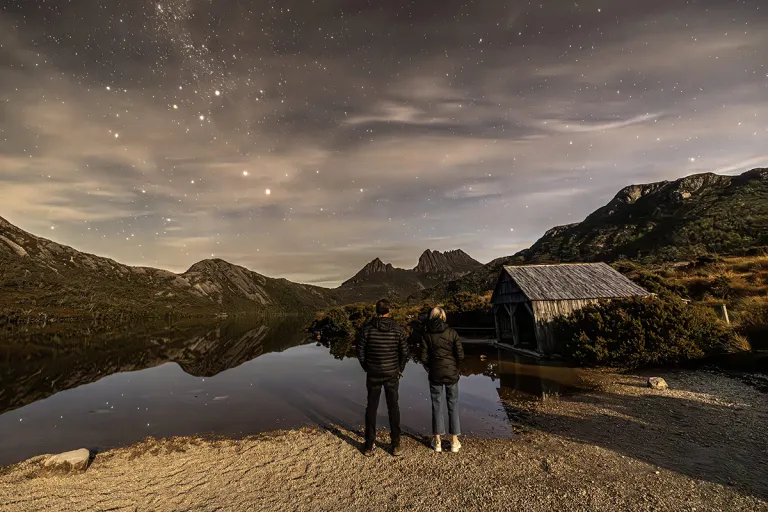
left=442, top=292, right=490, bottom=315
left=732, top=297, right=768, bottom=349
left=554, top=295, right=745, bottom=367
left=311, top=307, right=355, bottom=340
left=711, top=275, right=733, bottom=299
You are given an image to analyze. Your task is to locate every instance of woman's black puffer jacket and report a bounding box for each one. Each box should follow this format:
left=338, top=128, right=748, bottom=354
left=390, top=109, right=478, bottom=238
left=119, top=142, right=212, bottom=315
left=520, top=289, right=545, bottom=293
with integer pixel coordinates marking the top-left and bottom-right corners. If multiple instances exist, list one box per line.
left=420, top=318, right=464, bottom=385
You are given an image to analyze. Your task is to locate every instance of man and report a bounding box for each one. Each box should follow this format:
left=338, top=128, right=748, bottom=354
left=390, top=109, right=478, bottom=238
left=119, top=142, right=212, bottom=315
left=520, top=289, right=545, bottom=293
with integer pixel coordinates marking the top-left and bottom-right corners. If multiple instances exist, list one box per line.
left=357, top=298, right=409, bottom=457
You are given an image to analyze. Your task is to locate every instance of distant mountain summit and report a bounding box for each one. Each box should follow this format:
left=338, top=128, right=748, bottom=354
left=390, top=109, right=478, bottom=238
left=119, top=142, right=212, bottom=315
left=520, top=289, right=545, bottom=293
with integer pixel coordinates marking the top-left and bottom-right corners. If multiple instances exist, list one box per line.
left=413, top=249, right=480, bottom=273
left=0, top=217, right=339, bottom=322
left=341, top=258, right=398, bottom=286
left=337, top=249, right=482, bottom=303
left=412, top=168, right=768, bottom=303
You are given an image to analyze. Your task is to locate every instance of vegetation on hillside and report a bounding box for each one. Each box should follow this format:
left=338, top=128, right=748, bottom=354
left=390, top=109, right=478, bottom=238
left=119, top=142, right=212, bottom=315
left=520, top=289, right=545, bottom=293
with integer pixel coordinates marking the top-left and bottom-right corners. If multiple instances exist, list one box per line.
left=553, top=294, right=749, bottom=367
left=520, top=169, right=768, bottom=264
left=309, top=292, right=492, bottom=359
left=614, top=254, right=768, bottom=347
left=0, top=218, right=339, bottom=326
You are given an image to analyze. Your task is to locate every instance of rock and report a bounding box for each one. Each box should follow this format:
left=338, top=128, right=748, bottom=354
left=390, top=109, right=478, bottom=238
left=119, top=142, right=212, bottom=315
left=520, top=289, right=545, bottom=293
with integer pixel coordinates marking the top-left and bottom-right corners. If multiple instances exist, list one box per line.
left=647, top=377, right=669, bottom=390
left=43, top=449, right=90, bottom=474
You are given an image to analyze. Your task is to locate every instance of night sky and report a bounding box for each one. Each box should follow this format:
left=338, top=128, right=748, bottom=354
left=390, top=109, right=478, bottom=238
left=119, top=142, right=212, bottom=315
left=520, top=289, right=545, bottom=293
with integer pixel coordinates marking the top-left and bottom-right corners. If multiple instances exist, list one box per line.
left=0, top=1, right=766, bottom=286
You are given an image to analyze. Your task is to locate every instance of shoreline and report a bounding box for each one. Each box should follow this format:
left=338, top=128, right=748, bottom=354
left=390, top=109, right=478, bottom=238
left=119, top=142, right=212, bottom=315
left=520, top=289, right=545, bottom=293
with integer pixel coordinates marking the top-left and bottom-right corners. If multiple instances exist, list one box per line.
left=1, top=369, right=766, bottom=511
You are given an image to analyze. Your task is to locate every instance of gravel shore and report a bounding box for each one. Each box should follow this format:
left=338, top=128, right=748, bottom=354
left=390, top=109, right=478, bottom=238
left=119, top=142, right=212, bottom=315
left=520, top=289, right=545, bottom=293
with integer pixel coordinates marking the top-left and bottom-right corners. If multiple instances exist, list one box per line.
left=1, top=370, right=766, bottom=512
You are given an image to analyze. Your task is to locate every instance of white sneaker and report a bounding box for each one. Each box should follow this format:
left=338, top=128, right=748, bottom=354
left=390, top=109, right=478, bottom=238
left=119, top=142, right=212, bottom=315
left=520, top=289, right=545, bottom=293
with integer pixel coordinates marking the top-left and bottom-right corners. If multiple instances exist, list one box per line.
left=451, top=439, right=462, bottom=453
left=431, top=438, right=442, bottom=453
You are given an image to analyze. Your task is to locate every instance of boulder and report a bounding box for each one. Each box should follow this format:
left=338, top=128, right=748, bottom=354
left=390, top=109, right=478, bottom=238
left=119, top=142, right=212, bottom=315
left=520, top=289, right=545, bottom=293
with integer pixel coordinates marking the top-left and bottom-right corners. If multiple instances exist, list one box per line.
left=647, top=377, right=669, bottom=390
left=43, top=449, right=90, bottom=474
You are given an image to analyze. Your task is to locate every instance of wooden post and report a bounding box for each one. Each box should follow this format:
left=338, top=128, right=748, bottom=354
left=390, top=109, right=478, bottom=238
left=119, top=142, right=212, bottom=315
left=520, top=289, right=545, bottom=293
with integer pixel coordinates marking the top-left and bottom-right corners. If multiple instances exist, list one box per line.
left=720, top=304, right=730, bottom=324
left=504, top=304, right=518, bottom=346
left=493, top=305, right=501, bottom=343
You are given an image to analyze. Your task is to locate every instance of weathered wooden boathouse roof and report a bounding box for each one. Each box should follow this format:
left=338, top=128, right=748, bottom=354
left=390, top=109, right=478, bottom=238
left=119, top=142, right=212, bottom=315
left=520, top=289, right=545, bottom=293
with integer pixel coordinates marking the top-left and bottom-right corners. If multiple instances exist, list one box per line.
left=495, top=262, right=651, bottom=302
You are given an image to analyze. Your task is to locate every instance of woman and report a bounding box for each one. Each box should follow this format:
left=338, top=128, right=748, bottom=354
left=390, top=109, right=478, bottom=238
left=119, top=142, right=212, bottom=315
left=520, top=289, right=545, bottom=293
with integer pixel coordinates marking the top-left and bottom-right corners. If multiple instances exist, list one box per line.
left=420, top=307, right=464, bottom=453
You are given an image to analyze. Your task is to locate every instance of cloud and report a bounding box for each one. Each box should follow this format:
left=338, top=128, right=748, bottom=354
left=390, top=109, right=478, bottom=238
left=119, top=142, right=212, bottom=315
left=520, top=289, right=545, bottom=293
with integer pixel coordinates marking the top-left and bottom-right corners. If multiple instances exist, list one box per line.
left=0, top=2, right=767, bottom=286
left=536, top=113, right=664, bottom=134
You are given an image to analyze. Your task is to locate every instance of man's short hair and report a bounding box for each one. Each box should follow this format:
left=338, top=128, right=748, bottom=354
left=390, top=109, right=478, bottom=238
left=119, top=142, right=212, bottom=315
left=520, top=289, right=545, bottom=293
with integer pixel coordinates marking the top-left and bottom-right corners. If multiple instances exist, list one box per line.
left=375, top=299, right=391, bottom=316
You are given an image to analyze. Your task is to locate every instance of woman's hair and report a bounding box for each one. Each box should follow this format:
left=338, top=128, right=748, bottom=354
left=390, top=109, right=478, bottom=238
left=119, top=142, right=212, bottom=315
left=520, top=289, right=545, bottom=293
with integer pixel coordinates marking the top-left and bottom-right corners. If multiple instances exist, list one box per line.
left=429, top=307, right=446, bottom=322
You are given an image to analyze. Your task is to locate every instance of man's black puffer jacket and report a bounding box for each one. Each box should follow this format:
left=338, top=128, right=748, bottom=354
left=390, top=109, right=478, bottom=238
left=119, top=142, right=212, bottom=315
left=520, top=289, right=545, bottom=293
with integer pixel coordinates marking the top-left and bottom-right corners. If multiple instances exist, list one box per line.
left=357, top=316, right=409, bottom=378
left=420, top=318, right=464, bottom=385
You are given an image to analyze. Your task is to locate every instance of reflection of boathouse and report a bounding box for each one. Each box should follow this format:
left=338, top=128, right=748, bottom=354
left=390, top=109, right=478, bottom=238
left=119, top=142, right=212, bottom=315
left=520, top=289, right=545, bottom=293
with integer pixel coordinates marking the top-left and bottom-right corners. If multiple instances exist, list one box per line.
left=491, top=263, right=650, bottom=355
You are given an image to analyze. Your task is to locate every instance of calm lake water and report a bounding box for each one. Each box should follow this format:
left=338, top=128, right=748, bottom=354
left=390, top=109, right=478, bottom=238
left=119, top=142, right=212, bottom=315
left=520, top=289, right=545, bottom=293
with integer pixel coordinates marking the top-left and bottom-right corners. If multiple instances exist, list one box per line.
left=0, top=318, right=583, bottom=466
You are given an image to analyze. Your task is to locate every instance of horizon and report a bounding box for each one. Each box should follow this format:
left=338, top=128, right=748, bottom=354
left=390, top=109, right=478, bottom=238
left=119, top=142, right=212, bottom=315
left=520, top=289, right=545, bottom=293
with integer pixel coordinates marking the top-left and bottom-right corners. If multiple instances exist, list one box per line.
left=2, top=165, right=762, bottom=288
left=1, top=209, right=500, bottom=288
left=1, top=1, right=766, bottom=287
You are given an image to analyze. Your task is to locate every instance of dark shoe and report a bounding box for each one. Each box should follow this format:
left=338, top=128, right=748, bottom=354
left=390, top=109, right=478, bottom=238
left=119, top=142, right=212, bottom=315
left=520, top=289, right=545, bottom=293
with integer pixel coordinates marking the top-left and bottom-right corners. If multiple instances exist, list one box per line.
left=363, top=444, right=375, bottom=457
left=392, top=444, right=403, bottom=457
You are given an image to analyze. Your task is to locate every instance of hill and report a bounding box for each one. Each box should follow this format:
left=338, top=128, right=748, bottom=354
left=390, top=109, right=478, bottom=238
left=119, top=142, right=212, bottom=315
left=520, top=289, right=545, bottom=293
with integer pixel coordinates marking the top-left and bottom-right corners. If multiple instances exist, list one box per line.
left=520, top=168, right=767, bottom=263
left=0, top=216, right=340, bottom=324
left=412, top=168, right=768, bottom=303
left=336, top=249, right=481, bottom=303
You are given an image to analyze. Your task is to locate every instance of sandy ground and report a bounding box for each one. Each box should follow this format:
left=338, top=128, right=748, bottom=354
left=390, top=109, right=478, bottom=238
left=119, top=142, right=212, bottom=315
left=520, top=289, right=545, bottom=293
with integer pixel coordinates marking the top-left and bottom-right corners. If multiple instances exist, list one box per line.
left=0, top=370, right=766, bottom=512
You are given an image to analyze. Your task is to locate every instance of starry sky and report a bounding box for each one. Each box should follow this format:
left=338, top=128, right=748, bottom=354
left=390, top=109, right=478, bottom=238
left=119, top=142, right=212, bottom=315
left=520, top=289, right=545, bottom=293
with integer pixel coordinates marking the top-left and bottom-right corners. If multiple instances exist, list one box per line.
left=0, top=1, right=766, bottom=287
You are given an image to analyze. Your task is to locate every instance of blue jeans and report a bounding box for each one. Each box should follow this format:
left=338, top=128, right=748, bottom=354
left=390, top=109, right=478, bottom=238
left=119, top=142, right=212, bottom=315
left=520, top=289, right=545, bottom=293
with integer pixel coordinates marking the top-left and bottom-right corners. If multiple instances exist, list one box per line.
left=429, top=382, right=460, bottom=436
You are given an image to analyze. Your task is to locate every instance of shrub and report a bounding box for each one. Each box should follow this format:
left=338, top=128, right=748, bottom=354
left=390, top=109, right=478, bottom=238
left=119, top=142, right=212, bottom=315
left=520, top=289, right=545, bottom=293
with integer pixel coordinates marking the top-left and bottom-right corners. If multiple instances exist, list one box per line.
left=554, top=294, right=745, bottom=367
left=711, top=275, right=733, bottom=299
left=443, top=292, right=491, bottom=315
left=311, top=307, right=355, bottom=340
left=732, top=297, right=768, bottom=349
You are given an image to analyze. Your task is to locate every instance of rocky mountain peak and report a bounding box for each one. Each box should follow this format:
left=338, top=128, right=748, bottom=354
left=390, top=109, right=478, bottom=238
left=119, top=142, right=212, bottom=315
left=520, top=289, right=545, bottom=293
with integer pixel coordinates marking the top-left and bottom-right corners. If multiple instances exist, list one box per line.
left=339, top=257, right=397, bottom=288
left=591, top=171, right=736, bottom=220
left=413, top=249, right=481, bottom=274
left=739, top=168, right=768, bottom=181
left=186, top=258, right=236, bottom=274
left=359, top=257, right=393, bottom=275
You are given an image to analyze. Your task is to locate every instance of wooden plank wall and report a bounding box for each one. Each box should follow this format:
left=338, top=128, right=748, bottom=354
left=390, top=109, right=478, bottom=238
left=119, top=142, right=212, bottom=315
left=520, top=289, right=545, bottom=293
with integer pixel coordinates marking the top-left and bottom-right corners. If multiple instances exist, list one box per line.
left=532, top=299, right=600, bottom=353
left=494, top=274, right=528, bottom=304
left=494, top=305, right=514, bottom=342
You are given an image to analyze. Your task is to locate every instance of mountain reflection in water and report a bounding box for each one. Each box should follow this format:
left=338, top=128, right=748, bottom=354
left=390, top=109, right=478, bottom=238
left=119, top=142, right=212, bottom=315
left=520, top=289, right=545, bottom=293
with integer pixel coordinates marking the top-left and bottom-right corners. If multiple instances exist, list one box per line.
left=0, top=319, right=313, bottom=415
left=0, top=320, right=584, bottom=466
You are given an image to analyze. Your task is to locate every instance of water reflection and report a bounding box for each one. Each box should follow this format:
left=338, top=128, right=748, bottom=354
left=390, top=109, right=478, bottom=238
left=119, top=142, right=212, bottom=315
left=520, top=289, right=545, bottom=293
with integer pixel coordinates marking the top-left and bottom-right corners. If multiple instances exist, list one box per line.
left=317, top=331, right=585, bottom=402
left=0, top=319, right=584, bottom=466
left=0, top=318, right=312, bottom=415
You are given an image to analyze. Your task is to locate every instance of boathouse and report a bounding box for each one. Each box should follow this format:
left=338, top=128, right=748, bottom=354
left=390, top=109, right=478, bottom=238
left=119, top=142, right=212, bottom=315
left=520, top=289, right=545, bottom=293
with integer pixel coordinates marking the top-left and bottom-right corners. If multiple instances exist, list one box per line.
left=491, top=263, right=650, bottom=355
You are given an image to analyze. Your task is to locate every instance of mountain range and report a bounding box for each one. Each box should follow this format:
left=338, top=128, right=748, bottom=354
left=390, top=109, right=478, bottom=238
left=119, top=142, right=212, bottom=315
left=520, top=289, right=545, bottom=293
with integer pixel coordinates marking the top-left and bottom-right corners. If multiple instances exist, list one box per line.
left=0, top=216, right=340, bottom=322
left=1, top=168, right=765, bottom=321
left=0, top=215, right=480, bottom=322
left=412, top=168, right=768, bottom=302
left=336, top=249, right=481, bottom=303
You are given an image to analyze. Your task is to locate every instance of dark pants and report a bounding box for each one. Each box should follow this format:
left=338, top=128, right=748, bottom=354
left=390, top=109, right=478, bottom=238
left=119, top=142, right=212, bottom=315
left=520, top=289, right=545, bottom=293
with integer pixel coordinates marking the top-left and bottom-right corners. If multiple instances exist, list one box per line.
left=365, top=375, right=400, bottom=448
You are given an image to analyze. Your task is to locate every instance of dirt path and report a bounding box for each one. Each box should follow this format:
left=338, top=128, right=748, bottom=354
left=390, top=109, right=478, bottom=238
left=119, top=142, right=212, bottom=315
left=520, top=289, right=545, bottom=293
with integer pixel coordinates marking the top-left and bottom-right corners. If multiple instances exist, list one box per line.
left=1, top=371, right=766, bottom=512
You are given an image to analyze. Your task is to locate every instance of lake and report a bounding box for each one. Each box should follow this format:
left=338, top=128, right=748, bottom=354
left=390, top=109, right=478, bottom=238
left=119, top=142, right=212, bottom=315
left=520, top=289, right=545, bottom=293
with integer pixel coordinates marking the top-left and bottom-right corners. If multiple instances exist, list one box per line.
left=0, top=318, right=583, bottom=466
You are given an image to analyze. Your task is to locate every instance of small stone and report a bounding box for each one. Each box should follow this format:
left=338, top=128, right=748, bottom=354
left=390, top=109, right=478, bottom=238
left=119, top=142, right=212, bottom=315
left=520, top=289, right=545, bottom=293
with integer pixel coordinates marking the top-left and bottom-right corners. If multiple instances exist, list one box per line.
left=647, top=377, right=668, bottom=390
left=43, top=449, right=90, bottom=475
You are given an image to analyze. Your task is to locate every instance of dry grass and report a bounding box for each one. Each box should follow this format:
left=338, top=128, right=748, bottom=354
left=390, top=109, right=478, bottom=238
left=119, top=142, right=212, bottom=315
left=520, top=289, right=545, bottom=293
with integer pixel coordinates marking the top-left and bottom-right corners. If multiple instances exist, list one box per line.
left=619, top=255, right=768, bottom=347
